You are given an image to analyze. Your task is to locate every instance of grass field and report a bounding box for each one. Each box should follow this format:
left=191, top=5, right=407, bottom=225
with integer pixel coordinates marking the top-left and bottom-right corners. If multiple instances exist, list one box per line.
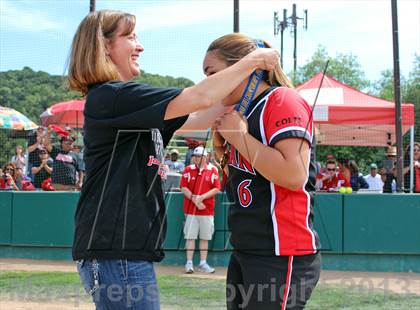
left=1, top=270, right=419, bottom=310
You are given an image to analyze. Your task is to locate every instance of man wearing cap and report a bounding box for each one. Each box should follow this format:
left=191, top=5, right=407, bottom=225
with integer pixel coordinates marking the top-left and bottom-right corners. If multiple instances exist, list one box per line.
left=47, top=136, right=83, bottom=191
left=180, top=146, right=221, bottom=273
left=364, top=163, right=384, bottom=191
left=164, top=148, right=185, bottom=173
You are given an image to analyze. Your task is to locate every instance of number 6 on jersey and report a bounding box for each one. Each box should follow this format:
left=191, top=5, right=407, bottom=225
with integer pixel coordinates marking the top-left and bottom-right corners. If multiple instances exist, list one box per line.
left=237, top=179, right=253, bottom=208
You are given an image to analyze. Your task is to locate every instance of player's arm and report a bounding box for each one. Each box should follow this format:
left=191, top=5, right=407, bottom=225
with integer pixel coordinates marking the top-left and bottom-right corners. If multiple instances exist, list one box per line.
left=177, top=102, right=233, bottom=132
left=214, top=111, right=310, bottom=190
left=164, top=48, right=279, bottom=120
left=237, top=134, right=309, bottom=190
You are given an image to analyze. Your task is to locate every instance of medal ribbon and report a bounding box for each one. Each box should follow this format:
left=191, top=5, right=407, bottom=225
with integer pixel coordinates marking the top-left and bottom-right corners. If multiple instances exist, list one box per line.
left=220, top=39, right=266, bottom=169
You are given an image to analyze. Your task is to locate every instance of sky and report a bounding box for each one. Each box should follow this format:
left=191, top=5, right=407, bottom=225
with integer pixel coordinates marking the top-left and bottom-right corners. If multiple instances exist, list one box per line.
left=0, top=0, right=419, bottom=85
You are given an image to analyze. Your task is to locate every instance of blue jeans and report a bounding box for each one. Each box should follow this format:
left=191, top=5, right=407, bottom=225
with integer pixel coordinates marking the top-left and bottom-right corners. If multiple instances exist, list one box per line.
left=77, top=259, right=160, bottom=310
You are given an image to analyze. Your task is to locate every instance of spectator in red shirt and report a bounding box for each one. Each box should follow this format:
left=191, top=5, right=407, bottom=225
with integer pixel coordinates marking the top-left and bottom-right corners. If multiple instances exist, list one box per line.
left=180, top=146, right=221, bottom=274
left=318, top=160, right=350, bottom=191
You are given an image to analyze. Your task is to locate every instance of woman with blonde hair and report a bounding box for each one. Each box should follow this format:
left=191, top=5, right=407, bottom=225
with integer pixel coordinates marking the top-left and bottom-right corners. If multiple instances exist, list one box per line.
left=209, top=33, right=320, bottom=309
left=69, top=10, right=279, bottom=310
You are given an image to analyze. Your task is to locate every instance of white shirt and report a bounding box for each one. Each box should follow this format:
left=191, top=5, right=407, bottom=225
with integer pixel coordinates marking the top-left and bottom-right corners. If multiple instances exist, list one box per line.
left=364, top=174, right=384, bottom=191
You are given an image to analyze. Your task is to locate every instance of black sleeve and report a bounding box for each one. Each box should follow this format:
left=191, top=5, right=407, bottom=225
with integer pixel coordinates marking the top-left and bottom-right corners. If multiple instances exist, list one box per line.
left=49, top=146, right=60, bottom=159
left=87, top=82, right=183, bottom=130
left=161, top=116, right=189, bottom=147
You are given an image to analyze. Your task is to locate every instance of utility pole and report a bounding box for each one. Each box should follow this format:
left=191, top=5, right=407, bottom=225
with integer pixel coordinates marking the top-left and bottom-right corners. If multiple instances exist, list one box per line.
left=274, top=4, right=307, bottom=77
left=90, top=0, right=96, bottom=12
left=274, top=9, right=288, bottom=68
left=290, top=4, right=308, bottom=80
left=234, top=0, right=239, bottom=32
left=391, top=0, right=404, bottom=192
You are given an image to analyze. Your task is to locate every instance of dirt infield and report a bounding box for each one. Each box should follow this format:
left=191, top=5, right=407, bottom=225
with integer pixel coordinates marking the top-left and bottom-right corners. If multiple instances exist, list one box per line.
left=1, top=258, right=419, bottom=310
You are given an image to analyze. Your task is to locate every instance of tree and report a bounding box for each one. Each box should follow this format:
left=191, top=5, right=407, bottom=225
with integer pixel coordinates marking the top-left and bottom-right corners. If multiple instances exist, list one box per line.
left=0, top=67, right=195, bottom=167
left=372, top=69, right=395, bottom=101
left=0, top=67, right=79, bottom=122
left=0, top=67, right=195, bottom=123
left=134, top=71, right=194, bottom=88
left=294, top=46, right=370, bottom=90
left=405, top=54, right=420, bottom=139
left=372, top=54, right=419, bottom=140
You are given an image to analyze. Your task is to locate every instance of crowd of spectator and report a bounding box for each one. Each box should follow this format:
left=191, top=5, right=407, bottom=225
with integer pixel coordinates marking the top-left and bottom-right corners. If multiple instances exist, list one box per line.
left=315, top=144, right=420, bottom=193
left=2, top=129, right=418, bottom=194
left=123, top=137, right=419, bottom=194
left=0, top=126, right=85, bottom=191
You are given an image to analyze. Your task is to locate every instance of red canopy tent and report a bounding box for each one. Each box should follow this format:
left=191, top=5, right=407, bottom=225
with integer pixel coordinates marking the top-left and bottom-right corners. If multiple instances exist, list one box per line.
left=296, top=73, right=415, bottom=146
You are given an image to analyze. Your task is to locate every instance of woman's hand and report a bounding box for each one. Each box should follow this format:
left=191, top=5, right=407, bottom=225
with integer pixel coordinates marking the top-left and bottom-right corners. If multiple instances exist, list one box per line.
left=244, top=48, right=280, bottom=71
left=214, top=111, right=249, bottom=145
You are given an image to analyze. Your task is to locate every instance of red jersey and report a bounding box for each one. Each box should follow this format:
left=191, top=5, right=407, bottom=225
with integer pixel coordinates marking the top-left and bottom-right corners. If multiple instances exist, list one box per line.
left=226, top=87, right=320, bottom=257
left=180, top=164, right=221, bottom=216
left=320, top=172, right=351, bottom=191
